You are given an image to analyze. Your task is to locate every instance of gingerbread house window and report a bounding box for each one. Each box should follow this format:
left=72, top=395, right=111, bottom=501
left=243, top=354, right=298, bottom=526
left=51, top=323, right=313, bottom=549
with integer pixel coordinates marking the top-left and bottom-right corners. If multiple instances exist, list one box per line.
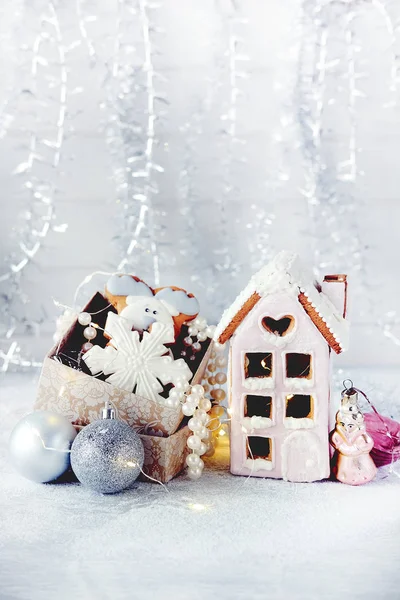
left=244, top=352, right=273, bottom=379
left=247, top=436, right=272, bottom=461
left=245, top=395, right=272, bottom=419
left=285, top=353, right=312, bottom=379
left=284, top=394, right=314, bottom=429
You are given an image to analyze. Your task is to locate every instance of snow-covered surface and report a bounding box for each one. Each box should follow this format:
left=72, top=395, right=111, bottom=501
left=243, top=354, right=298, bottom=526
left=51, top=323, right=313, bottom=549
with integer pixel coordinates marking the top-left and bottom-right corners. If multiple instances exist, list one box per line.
left=214, top=251, right=350, bottom=352
left=1, top=372, right=400, bottom=600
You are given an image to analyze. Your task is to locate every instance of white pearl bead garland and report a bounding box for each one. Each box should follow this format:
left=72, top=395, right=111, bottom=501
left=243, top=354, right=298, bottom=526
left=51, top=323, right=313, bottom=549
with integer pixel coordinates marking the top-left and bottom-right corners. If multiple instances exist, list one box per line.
left=180, top=316, right=217, bottom=360
left=181, top=384, right=212, bottom=479
left=83, top=326, right=97, bottom=341
left=78, top=312, right=92, bottom=326
left=203, top=340, right=227, bottom=455
left=82, top=342, right=94, bottom=353
left=181, top=337, right=227, bottom=480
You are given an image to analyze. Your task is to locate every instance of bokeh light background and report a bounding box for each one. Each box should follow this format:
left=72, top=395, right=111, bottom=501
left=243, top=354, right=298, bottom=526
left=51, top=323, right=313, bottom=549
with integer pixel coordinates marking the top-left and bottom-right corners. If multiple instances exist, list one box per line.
left=1, top=0, right=400, bottom=373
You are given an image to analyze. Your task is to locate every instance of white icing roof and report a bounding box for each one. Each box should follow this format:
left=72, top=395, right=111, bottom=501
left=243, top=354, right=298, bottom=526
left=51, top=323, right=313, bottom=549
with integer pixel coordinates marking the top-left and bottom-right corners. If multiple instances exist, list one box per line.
left=214, top=251, right=349, bottom=353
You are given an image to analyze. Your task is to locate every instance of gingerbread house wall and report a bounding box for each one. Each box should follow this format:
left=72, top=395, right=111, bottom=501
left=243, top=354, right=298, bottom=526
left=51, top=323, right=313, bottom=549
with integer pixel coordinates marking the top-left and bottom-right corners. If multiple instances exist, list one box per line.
left=229, top=291, right=331, bottom=482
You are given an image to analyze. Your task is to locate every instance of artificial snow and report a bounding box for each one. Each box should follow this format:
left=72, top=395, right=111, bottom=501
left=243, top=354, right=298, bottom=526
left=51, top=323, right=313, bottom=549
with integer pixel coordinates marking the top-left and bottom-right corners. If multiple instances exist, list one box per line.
left=242, top=416, right=273, bottom=431
left=1, top=373, right=400, bottom=600
left=243, top=376, right=275, bottom=390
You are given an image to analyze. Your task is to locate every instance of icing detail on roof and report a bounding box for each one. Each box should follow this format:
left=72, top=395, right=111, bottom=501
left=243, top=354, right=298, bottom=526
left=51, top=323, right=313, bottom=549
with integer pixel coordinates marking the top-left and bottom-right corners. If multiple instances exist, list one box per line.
left=214, top=251, right=349, bottom=353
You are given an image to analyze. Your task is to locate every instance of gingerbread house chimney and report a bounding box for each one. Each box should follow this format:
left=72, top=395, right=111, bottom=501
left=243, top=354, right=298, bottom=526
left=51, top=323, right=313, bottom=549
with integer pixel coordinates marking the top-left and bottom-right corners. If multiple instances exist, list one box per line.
left=321, top=274, right=347, bottom=318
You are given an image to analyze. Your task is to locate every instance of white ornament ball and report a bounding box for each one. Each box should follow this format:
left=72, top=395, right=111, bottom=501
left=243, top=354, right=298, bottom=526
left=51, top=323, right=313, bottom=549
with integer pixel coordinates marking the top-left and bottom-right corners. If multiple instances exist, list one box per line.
left=9, top=411, right=77, bottom=483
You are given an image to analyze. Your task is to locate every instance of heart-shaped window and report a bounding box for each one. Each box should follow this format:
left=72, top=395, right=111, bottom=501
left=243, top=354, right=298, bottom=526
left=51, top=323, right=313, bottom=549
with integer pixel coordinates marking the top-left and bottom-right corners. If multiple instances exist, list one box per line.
left=262, top=315, right=294, bottom=337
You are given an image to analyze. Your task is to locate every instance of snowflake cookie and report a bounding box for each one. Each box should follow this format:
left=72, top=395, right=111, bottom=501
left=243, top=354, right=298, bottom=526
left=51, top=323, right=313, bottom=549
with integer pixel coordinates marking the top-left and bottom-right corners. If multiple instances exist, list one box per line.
left=83, top=312, right=192, bottom=405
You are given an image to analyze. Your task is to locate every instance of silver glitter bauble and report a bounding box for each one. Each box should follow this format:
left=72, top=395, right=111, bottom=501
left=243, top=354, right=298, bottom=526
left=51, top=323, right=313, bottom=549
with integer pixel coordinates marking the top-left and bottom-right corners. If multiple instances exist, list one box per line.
left=9, top=411, right=77, bottom=483
left=70, top=418, right=144, bottom=494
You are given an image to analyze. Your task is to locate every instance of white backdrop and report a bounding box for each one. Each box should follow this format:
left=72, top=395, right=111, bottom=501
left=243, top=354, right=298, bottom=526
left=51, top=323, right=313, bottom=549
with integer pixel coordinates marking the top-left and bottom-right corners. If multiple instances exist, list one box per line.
left=1, top=0, right=400, bottom=369
left=1, top=5, right=400, bottom=599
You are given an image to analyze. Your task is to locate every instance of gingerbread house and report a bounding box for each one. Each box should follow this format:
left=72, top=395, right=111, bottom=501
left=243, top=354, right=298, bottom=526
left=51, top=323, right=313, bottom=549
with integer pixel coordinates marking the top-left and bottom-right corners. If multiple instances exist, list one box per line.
left=214, top=251, right=349, bottom=482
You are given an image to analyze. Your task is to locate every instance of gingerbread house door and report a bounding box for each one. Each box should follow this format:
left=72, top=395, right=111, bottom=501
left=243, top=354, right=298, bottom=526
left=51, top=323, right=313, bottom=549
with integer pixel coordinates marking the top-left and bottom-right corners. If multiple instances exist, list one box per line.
left=281, top=430, right=326, bottom=482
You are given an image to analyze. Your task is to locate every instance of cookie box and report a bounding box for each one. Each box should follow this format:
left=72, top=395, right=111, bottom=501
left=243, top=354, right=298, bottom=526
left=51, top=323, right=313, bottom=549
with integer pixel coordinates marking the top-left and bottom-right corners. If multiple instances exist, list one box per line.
left=35, top=292, right=212, bottom=436
left=139, top=423, right=191, bottom=483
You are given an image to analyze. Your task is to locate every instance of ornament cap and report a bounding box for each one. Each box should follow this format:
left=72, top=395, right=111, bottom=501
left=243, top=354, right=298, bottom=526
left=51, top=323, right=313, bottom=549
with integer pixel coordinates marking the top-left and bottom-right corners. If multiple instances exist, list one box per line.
left=101, top=401, right=116, bottom=420
left=341, top=379, right=358, bottom=406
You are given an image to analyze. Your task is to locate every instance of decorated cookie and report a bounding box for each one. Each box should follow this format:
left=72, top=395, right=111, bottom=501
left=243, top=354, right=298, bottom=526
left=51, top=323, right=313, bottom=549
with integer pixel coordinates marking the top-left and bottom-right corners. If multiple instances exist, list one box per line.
left=105, top=274, right=153, bottom=313
left=83, top=312, right=192, bottom=405
left=105, top=274, right=200, bottom=337
left=120, top=295, right=175, bottom=333
left=153, top=286, right=200, bottom=333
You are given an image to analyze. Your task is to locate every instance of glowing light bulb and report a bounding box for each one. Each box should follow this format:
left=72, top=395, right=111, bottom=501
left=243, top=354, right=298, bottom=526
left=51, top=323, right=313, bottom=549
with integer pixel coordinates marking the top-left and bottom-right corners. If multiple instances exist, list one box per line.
left=188, top=503, right=207, bottom=512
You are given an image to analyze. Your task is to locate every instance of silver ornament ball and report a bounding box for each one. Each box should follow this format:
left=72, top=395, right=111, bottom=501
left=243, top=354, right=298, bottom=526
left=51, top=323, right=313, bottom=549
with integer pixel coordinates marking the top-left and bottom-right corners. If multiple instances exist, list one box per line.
left=9, top=411, right=77, bottom=483
left=71, top=419, right=144, bottom=494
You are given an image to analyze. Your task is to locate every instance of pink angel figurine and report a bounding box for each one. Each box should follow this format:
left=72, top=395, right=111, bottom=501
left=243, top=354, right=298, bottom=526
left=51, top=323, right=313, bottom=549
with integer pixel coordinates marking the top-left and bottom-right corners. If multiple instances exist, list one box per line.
left=330, top=410, right=377, bottom=486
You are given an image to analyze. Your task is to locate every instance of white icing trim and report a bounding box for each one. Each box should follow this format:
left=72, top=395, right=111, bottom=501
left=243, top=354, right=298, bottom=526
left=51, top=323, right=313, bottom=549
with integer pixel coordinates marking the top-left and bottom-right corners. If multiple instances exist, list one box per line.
left=244, top=458, right=273, bottom=472
left=214, top=250, right=349, bottom=352
left=259, top=329, right=296, bottom=348
left=283, top=377, right=313, bottom=390
left=284, top=417, right=314, bottom=429
left=241, top=416, right=272, bottom=431
left=243, top=377, right=274, bottom=390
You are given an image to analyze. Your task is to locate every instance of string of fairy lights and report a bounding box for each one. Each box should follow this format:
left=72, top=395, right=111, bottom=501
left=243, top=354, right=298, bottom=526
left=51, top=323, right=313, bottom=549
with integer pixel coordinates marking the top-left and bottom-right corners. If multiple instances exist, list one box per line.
left=1, top=0, right=400, bottom=374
